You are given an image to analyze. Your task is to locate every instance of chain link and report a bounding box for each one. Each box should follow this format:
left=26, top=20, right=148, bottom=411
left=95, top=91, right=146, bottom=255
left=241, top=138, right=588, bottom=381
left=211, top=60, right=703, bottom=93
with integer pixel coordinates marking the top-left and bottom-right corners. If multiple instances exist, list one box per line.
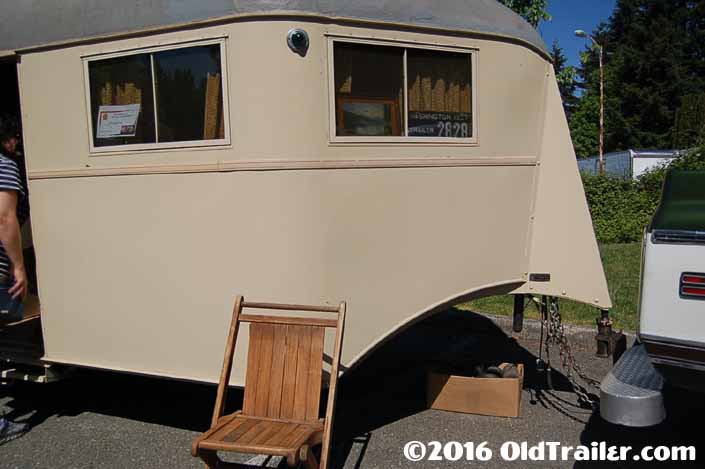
left=534, top=296, right=600, bottom=408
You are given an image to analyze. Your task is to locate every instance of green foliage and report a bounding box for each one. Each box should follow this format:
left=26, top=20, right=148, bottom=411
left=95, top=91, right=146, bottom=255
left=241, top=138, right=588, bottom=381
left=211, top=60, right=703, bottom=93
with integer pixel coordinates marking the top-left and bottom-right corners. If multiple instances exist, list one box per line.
left=673, top=93, right=705, bottom=148
left=551, top=41, right=578, bottom=116
left=461, top=243, right=643, bottom=330
left=582, top=173, right=657, bottom=243
left=498, top=0, right=551, bottom=28
left=570, top=93, right=600, bottom=158
left=572, top=1, right=705, bottom=153
left=581, top=145, right=705, bottom=243
left=637, top=145, right=705, bottom=195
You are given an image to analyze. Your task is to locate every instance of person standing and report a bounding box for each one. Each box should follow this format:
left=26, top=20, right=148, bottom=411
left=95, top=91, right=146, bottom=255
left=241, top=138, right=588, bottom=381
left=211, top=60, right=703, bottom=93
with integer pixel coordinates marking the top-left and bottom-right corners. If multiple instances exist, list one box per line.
left=0, top=114, right=29, bottom=444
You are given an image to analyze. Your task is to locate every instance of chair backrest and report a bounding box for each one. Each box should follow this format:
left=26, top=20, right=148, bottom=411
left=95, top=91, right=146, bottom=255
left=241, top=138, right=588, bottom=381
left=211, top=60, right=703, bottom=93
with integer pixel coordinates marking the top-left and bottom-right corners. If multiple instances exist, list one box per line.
left=211, top=297, right=346, bottom=427
left=242, top=321, right=325, bottom=422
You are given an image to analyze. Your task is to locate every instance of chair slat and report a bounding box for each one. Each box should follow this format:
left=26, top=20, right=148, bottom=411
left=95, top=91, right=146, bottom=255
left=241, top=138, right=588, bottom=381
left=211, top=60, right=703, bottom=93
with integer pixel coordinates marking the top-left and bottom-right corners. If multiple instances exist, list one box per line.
left=280, top=424, right=310, bottom=447
left=236, top=420, right=270, bottom=445
left=242, top=323, right=263, bottom=415
left=279, top=325, right=302, bottom=419
left=251, top=421, right=288, bottom=446
left=266, top=325, right=287, bottom=418
left=253, top=324, right=275, bottom=416
left=261, top=423, right=295, bottom=447
left=305, top=327, right=325, bottom=421
left=240, top=314, right=338, bottom=328
left=292, top=326, right=313, bottom=421
left=209, top=415, right=247, bottom=442
left=242, top=302, right=340, bottom=313
left=221, top=418, right=258, bottom=443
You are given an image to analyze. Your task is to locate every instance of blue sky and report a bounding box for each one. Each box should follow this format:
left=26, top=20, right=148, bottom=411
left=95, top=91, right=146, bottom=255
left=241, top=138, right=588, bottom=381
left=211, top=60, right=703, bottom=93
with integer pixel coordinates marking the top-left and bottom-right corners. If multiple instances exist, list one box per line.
left=539, top=0, right=617, bottom=67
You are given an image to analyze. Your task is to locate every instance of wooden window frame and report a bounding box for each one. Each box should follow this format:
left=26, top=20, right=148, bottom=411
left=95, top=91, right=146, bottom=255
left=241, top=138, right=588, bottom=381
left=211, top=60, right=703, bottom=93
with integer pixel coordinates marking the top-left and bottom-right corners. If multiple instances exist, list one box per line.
left=82, top=37, right=231, bottom=155
left=327, top=35, right=479, bottom=145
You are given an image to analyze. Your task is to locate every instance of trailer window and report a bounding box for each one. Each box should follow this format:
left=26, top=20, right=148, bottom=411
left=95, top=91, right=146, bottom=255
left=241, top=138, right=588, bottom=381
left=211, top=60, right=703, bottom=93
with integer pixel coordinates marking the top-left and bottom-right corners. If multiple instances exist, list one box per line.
left=334, top=43, right=405, bottom=136
left=88, top=54, right=156, bottom=147
left=407, top=49, right=472, bottom=138
left=332, top=41, right=474, bottom=141
left=86, top=41, right=227, bottom=151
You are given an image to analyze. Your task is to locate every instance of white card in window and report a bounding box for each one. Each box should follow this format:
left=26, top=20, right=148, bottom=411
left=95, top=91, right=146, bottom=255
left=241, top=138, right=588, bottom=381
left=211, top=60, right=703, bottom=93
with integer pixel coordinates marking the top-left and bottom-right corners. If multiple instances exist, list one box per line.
left=96, top=104, right=140, bottom=138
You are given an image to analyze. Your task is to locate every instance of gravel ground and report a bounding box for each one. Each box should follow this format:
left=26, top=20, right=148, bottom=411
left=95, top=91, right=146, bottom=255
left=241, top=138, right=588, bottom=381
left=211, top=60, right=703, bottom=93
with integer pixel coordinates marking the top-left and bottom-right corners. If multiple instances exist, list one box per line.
left=1, top=309, right=703, bottom=468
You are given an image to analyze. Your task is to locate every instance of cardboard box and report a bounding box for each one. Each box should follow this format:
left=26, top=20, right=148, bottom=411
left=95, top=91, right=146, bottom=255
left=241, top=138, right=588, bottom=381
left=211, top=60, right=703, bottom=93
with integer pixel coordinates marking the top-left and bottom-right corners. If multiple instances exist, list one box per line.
left=427, top=364, right=524, bottom=418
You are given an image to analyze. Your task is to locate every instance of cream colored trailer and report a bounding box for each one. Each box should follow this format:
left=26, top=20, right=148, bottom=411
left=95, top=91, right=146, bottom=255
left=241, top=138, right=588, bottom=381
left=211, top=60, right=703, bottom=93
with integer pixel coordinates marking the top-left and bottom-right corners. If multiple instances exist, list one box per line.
left=0, top=0, right=611, bottom=385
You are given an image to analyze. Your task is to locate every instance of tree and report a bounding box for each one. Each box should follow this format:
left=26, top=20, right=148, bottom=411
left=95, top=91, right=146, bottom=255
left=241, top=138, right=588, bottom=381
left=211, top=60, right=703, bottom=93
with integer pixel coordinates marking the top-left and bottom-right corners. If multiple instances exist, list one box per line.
left=498, top=0, right=551, bottom=28
left=672, top=93, right=705, bottom=148
left=570, top=92, right=600, bottom=158
left=572, top=1, right=705, bottom=154
left=550, top=41, right=578, bottom=117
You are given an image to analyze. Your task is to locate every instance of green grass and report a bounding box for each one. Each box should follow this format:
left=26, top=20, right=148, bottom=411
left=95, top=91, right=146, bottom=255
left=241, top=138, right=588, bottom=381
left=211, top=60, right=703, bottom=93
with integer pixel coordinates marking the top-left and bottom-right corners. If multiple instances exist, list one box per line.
left=457, top=243, right=642, bottom=331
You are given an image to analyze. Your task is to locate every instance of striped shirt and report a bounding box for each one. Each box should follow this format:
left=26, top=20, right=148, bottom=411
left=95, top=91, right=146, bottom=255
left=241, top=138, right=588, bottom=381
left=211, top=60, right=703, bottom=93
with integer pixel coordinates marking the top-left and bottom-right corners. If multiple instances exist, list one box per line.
left=0, top=153, right=28, bottom=279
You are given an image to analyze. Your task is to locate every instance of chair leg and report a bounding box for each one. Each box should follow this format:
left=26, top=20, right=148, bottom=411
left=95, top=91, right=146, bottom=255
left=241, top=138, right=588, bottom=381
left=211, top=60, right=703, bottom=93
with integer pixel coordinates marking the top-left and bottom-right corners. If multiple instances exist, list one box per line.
left=199, top=450, right=221, bottom=468
left=302, top=446, right=319, bottom=469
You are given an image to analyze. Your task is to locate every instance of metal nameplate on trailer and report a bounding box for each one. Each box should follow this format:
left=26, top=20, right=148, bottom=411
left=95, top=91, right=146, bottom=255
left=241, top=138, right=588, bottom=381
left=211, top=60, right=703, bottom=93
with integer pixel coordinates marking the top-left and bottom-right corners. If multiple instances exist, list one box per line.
left=529, top=273, right=551, bottom=282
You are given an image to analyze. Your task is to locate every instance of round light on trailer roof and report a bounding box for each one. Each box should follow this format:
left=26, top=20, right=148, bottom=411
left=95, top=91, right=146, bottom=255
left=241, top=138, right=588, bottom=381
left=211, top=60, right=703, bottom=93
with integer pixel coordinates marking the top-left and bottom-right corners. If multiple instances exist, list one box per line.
left=287, top=28, right=309, bottom=56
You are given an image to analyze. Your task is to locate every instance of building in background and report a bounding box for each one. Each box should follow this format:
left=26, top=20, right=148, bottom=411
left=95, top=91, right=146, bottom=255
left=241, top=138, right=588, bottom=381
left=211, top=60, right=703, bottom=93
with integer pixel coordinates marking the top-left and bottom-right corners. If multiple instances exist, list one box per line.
left=578, top=149, right=680, bottom=179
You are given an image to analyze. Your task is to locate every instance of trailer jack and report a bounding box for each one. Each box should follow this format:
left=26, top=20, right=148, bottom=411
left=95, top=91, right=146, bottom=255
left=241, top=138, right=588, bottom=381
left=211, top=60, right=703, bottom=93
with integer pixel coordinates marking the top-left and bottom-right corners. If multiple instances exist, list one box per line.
left=512, top=294, right=525, bottom=333
left=595, top=310, right=626, bottom=362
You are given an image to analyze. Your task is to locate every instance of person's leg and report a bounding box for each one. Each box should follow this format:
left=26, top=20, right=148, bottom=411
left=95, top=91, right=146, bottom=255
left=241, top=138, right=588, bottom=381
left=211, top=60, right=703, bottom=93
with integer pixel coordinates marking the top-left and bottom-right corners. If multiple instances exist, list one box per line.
left=0, top=275, right=23, bottom=322
left=0, top=275, right=30, bottom=444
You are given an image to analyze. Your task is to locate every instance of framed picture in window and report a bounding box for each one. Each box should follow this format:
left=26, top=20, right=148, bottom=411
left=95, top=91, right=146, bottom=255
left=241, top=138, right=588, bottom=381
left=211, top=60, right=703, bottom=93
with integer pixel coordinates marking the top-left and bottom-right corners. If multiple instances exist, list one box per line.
left=336, top=96, right=401, bottom=137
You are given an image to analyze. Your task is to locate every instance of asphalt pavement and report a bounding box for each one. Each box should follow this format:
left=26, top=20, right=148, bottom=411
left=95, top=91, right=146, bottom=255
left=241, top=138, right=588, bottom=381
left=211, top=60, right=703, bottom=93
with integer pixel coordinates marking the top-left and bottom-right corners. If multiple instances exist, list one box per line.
left=1, top=309, right=703, bottom=468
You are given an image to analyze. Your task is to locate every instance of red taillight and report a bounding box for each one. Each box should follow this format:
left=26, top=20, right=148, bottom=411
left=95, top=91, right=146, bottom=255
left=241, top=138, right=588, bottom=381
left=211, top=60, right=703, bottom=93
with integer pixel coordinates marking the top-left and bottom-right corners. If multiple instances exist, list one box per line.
left=681, top=273, right=705, bottom=299
left=683, top=286, right=705, bottom=296
left=682, top=275, right=705, bottom=285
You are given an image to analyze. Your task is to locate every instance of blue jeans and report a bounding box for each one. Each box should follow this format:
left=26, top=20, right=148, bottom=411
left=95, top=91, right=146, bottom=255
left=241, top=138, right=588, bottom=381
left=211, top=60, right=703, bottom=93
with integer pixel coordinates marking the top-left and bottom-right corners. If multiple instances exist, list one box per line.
left=0, top=277, right=23, bottom=322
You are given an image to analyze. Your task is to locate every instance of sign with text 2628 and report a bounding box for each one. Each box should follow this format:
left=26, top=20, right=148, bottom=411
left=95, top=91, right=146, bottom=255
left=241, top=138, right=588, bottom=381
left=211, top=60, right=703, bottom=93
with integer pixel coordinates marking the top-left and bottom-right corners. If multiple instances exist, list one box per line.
left=408, top=112, right=472, bottom=138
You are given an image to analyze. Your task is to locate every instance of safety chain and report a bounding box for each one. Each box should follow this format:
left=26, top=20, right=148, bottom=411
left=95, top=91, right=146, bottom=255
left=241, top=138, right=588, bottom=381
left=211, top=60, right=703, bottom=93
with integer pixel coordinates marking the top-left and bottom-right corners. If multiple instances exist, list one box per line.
left=535, top=296, right=600, bottom=408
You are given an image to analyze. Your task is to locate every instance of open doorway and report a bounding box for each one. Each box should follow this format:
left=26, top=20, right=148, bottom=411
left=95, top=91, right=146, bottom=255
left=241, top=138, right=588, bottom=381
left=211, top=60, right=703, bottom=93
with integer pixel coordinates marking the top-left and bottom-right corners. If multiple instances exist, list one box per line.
left=0, top=56, right=43, bottom=363
left=0, top=57, right=21, bottom=117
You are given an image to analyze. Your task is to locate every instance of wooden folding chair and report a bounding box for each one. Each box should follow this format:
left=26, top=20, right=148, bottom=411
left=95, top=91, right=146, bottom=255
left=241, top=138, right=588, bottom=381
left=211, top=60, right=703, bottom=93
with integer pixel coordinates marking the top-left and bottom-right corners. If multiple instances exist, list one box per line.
left=192, top=296, right=346, bottom=469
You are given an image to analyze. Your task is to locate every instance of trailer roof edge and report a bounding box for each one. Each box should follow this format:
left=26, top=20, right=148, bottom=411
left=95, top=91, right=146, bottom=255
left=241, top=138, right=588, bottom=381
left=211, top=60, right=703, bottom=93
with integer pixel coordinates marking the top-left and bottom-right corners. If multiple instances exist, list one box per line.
left=3, top=2, right=550, bottom=60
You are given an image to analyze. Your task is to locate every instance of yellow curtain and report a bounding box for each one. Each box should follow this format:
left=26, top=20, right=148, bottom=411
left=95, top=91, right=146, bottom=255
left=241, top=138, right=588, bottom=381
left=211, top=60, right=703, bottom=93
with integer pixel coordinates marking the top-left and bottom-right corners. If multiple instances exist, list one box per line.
left=100, top=82, right=142, bottom=106
left=408, top=52, right=471, bottom=113
left=203, top=73, right=225, bottom=140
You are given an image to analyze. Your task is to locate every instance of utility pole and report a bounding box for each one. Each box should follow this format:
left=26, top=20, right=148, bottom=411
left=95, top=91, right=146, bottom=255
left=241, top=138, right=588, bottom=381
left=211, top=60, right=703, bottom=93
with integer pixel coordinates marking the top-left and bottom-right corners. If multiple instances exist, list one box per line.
left=598, top=43, right=604, bottom=175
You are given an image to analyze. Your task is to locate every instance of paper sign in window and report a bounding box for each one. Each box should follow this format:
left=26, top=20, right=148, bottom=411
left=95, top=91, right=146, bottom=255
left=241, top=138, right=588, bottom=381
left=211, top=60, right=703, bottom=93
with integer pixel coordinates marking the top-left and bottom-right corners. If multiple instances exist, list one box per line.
left=96, top=104, right=141, bottom=139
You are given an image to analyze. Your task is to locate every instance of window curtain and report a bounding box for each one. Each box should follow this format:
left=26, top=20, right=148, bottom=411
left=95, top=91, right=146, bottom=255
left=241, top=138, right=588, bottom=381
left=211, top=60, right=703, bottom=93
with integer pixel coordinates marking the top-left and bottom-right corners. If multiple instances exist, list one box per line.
left=203, top=73, right=224, bottom=140
left=99, top=82, right=142, bottom=106
left=407, top=51, right=471, bottom=113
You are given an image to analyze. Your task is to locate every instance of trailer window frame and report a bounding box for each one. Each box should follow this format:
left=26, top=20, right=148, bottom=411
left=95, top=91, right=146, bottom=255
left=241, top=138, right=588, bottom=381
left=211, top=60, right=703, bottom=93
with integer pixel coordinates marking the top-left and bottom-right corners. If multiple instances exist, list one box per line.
left=326, top=35, right=479, bottom=145
left=82, top=37, right=231, bottom=155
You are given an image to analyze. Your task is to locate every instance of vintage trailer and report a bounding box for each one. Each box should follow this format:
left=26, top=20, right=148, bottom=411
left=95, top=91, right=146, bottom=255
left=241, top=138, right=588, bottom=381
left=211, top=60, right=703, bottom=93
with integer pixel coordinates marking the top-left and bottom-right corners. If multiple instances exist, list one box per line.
left=0, top=0, right=611, bottom=386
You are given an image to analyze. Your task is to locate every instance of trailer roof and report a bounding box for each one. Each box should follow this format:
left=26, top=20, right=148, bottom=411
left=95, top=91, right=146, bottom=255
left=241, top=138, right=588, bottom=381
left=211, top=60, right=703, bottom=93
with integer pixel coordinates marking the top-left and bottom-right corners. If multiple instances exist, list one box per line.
left=651, top=170, right=705, bottom=232
left=0, top=0, right=547, bottom=56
